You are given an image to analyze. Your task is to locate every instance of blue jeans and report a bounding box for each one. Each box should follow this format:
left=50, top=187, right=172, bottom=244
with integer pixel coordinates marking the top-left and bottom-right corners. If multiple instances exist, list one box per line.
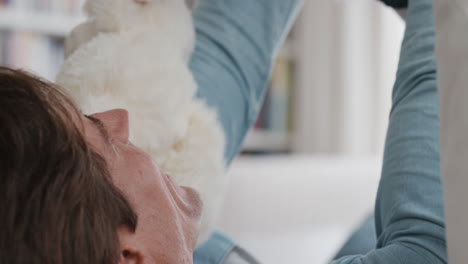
left=190, top=0, right=303, bottom=164
left=334, top=213, right=377, bottom=260
left=190, top=0, right=303, bottom=263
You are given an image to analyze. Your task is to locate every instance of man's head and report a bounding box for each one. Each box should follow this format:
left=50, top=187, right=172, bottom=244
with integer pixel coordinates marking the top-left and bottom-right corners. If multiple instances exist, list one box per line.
left=0, top=67, right=203, bottom=263
left=0, top=67, right=137, bottom=263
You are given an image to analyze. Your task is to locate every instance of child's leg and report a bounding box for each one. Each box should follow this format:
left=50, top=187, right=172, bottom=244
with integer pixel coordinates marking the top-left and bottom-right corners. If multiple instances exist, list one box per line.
left=333, top=214, right=376, bottom=260
left=190, top=0, right=302, bottom=164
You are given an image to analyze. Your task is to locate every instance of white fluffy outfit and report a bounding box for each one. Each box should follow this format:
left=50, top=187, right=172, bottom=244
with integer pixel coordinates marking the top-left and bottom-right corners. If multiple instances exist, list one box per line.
left=56, top=0, right=226, bottom=244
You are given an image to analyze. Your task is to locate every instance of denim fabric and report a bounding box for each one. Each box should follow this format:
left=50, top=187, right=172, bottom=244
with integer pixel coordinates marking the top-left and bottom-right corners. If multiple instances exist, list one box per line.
left=194, top=231, right=236, bottom=264
left=192, top=0, right=447, bottom=262
left=189, top=0, right=303, bottom=164
left=190, top=0, right=303, bottom=263
left=332, top=0, right=447, bottom=263
left=333, top=213, right=377, bottom=260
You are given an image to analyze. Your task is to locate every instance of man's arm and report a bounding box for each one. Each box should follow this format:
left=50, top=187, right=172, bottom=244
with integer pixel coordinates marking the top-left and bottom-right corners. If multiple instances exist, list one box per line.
left=333, top=0, right=446, bottom=263
left=189, top=0, right=303, bottom=164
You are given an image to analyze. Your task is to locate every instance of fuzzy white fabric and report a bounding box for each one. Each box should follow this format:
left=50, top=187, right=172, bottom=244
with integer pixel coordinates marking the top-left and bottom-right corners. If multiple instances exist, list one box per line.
left=56, top=0, right=226, bottom=244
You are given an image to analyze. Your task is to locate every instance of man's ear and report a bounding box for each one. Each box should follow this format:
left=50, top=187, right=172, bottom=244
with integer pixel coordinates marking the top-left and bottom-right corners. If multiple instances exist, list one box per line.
left=118, top=227, right=144, bottom=264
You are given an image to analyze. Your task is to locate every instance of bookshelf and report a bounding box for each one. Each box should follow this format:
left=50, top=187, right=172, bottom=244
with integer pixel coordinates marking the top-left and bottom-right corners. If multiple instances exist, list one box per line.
left=0, top=0, right=296, bottom=154
left=0, top=1, right=400, bottom=156
left=242, top=39, right=296, bottom=153
left=0, top=0, right=84, bottom=80
left=244, top=1, right=404, bottom=156
left=242, top=130, right=290, bottom=153
left=0, top=9, right=83, bottom=36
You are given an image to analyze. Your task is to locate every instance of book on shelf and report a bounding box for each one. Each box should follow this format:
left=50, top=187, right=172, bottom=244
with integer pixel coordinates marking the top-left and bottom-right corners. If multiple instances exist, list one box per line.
left=0, top=1, right=296, bottom=152
left=246, top=56, right=295, bottom=152
left=0, top=0, right=84, bottom=80
left=0, top=30, right=64, bottom=80
left=258, top=57, right=294, bottom=133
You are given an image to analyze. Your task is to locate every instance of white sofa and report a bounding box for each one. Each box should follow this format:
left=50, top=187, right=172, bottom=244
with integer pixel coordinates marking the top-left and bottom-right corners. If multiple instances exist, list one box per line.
left=217, top=155, right=381, bottom=263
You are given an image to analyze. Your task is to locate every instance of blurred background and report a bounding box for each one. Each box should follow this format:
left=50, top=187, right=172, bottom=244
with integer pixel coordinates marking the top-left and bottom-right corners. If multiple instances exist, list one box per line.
left=0, top=0, right=404, bottom=262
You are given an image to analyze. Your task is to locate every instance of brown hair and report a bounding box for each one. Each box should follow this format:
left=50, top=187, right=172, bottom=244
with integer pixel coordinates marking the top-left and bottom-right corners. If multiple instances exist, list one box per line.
left=0, top=67, right=137, bottom=263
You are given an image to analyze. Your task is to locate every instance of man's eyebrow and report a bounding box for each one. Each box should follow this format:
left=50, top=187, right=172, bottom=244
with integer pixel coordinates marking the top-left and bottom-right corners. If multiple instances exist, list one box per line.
left=84, top=115, right=111, bottom=144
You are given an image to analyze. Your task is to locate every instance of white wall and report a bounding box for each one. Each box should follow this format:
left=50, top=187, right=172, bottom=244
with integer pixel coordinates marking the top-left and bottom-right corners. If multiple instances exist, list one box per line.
left=435, top=0, right=468, bottom=262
